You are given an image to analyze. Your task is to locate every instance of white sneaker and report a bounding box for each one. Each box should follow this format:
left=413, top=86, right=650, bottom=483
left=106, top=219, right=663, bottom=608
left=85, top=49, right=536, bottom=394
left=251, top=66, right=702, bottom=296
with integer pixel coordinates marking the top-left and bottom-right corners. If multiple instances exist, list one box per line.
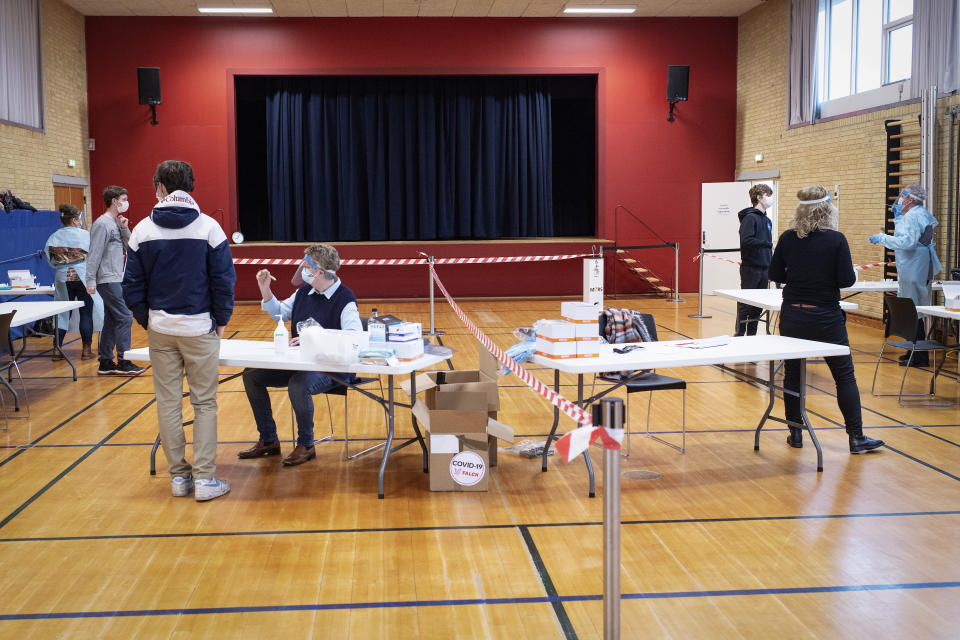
left=171, top=475, right=194, bottom=497
left=195, top=478, right=230, bottom=502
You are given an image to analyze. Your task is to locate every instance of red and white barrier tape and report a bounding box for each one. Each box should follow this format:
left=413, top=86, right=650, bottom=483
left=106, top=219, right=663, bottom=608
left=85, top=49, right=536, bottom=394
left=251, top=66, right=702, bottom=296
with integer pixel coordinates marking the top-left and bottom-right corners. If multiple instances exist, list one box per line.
left=694, top=252, right=895, bottom=271
left=233, top=252, right=593, bottom=267
left=429, top=264, right=623, bottom=462
left=854, top=260, right=895, bottom=271
left=693, top=253, right=741, bottom=266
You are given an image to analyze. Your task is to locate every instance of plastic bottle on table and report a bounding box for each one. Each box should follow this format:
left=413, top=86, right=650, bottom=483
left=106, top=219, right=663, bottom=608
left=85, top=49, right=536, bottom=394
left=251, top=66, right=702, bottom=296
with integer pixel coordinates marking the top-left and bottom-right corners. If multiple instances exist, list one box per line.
left=273, top=315, right=289, bottom=356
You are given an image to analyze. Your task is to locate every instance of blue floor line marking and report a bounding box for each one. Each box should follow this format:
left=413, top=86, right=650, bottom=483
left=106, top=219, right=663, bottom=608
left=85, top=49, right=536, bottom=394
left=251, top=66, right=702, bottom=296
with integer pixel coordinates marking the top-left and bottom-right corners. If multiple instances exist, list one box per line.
left=1, top=581, right=957, bottom=621
left=882, top=445, right=960, bottom=481
left=5, top=423, right=948, bottom=452
left=913, top=428, right=960, bottom=448
left=0, top=399, right=155, bottom=530
left=0, top=376, right=136, bottom=468
left=2, top=510, right=957, bottom=543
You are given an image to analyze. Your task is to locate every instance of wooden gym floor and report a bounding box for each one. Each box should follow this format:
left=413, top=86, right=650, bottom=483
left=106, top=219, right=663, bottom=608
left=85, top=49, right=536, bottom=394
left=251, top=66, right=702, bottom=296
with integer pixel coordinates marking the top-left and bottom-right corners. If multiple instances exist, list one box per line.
left=1, top=295, right=959, bottom=639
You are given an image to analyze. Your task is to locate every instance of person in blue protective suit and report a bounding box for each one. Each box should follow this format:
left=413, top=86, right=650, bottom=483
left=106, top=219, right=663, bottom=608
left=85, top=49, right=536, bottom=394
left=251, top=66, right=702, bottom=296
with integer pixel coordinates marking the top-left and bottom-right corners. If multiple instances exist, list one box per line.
left=735, top=184, right=774, bottom=336
left=44, top=204, right=104, bottom=361
left=869, top=184, right=942, bottom=367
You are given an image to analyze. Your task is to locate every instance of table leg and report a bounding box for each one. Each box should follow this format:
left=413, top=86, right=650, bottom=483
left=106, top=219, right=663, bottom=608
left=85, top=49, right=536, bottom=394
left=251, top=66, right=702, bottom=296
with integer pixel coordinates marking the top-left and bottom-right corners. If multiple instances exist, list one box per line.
left=798, top=359, right=823, bottom=472
left=578, top=374, right=596, bottom=498
left=378, top=374, right=395, bottom=499
left=754, top=359, right=777, bottom=450
left=407, top=371, right=428, bottom=473
left=53, top=314, right=77, bottom=381
left=542, top=369, right=561, bottom=472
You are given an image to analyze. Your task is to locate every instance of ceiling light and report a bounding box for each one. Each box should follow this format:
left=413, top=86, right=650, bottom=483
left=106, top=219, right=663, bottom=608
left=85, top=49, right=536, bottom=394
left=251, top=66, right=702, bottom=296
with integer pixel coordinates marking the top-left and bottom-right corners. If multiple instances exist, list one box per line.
left=563, top=4, right=637, bottom=14
left=198, top=6, right=274, bottom=14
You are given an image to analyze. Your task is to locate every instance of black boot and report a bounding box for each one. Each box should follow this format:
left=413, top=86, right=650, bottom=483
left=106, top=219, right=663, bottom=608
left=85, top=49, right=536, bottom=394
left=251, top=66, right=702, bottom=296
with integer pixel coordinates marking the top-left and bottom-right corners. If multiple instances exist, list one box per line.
left=849, top=433, right=884, bottom=453
left=786, top=428, right=803, bottom=448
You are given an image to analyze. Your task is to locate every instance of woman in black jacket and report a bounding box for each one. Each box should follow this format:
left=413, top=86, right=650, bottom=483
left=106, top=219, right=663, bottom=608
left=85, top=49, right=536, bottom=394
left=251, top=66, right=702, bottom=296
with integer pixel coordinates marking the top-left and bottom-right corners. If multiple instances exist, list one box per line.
left=768, top=186, right=884, bottom=454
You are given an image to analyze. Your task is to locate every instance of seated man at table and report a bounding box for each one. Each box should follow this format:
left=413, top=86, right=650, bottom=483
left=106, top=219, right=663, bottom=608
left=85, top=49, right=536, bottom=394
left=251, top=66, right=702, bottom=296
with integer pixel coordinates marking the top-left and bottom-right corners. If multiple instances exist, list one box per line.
left=239, top=244, right=362, bottom=466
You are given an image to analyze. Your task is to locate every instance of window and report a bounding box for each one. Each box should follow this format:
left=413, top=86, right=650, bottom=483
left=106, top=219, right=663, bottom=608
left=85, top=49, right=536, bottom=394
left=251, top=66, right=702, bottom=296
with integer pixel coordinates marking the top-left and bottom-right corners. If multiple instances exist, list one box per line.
left=0, top=0, right=43, bottom=130
left=816, top=0, right=913, bottom=108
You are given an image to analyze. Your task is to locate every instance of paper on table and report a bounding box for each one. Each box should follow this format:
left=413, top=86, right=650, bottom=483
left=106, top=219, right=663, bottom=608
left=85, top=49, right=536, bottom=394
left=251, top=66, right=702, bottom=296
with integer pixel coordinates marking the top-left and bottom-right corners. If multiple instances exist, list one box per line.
left=675, top=335, right=731, bottom=349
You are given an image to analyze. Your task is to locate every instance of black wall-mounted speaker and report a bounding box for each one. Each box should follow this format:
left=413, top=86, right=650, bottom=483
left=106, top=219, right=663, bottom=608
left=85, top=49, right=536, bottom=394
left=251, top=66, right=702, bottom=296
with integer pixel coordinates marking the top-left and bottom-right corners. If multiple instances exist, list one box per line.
left=667, top=65, right=689, bottom=102
left=137, top=67, right=161, bottom=105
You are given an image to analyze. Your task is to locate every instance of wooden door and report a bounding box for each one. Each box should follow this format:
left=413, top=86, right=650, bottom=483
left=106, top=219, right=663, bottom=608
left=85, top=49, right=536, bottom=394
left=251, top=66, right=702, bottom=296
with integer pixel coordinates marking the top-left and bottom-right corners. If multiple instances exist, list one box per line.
left=53, top=185, right=85, bottom=212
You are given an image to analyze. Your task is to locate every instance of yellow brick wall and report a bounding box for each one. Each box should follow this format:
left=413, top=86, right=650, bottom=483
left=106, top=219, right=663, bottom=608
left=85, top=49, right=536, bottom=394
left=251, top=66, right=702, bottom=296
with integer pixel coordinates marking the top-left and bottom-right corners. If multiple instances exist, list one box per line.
left=738, top=0, right=959, bottom=319
left=0, top=0, right=89, bottom=211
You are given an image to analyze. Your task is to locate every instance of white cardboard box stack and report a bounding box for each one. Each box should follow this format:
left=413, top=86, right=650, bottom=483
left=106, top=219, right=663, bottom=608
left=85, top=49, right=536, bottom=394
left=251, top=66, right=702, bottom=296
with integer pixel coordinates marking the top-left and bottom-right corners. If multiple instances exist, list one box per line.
left=535, top=302, right=601, bottom=359
left=387, top=321, right=424, bottom=361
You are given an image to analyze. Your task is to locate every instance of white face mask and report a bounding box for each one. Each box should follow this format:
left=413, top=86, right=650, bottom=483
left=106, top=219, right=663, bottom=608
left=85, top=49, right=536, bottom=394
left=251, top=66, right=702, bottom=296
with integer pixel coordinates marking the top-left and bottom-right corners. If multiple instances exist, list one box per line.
left=117, top=199, right=129, bottom=214
left=301, top=266, right=316, bottom=285
left=762, top=195, right=774, bottom=209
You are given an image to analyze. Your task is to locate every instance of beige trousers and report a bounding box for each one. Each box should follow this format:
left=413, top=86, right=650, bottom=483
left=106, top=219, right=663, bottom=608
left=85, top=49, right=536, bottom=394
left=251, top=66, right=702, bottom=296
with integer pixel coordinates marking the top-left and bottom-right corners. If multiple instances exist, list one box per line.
left=148, top=329, right=221, bottom=479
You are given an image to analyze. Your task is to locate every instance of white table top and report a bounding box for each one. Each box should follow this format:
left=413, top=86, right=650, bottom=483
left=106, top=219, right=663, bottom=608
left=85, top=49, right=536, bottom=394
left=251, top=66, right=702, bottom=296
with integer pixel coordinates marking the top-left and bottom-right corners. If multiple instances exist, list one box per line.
left=842, top=280, right=944, bottom=292
left=713, top=288, right=858, bottom=311
left=529, top=335, right=850, bottom=374
left=0, top=300, right=84, bottom=327
left=0, top=286, right=55, bottom=296
left=125, top=338, right=449, bottom=375
left=842, top=281, right=897, bottom=292
left=917, top=306, right=960, bottom=321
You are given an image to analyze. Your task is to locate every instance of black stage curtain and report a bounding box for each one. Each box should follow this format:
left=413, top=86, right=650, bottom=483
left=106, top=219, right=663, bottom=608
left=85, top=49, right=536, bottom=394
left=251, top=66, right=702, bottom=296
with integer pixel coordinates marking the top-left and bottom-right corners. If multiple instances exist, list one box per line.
left=263, top=76, right=554, bottom=242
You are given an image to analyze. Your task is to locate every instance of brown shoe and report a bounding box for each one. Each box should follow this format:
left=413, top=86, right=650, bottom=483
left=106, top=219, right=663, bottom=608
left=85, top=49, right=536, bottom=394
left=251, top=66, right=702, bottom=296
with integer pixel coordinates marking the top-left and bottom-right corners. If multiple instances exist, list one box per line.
left=282, top=444, right=316, bottom=466
left=81, top=344, right=94, bottom=360
left=52, top=350, right=65, bottom=361
left=237, top=439, right=281, bottom=459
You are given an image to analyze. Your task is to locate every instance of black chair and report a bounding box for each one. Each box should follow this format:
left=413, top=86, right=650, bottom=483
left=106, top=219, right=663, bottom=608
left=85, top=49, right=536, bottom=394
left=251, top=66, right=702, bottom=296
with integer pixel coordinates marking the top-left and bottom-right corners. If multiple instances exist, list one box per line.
left=870, top=296, right=958, bottom=406
left=597, top=311, right=687, bottom=454
left=0, top=310, right=30, bottom=429
left=321, top=316, right=388, bottom=459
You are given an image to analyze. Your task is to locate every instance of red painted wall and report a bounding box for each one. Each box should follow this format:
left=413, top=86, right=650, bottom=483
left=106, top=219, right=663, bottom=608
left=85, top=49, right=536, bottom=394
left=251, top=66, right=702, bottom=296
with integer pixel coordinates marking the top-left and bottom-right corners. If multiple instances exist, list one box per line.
left=85, top=17, right=737, bottom=300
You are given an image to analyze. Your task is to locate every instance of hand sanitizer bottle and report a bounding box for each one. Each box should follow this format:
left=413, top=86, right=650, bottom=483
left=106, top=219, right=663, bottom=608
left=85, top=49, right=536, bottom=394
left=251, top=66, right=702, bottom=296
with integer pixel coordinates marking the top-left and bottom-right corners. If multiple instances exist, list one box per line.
left=273, top=315, right=289, bottom=356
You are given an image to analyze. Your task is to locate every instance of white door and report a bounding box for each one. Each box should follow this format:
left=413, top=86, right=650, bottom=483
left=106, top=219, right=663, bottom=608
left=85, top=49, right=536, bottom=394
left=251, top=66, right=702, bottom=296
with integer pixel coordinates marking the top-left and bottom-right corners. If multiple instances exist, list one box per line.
left=700, top=181, right=778, bottom=295
left=700, top=182, right=747, bottom=295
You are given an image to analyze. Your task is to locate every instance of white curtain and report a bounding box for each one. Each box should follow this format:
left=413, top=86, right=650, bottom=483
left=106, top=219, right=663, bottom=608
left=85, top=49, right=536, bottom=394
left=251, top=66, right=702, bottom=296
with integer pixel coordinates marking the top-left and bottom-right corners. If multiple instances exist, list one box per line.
left=788, top=0, right=820, bottom=126
left=0, top=0, right=43, bottom=129
left=910, top=0, right=960, bottom=97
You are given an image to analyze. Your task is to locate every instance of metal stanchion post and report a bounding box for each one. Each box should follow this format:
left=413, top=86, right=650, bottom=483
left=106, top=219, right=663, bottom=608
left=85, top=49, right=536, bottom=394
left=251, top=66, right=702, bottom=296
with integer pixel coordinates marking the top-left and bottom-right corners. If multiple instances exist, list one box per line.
left=668, top=242, right=684, bottom=303
left=688, top=248, right=712, bottom=318
left=593, top=398, right=624, bottom=640
left=424, top=256, right=444, bottom=339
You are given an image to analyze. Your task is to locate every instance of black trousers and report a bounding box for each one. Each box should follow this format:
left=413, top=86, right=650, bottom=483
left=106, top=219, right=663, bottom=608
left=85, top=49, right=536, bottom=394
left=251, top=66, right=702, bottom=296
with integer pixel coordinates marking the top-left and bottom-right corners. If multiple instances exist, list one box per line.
left=735, top=266, right=768, bottom=336
left=56, top=280, right=94, bottom=346
left=779, top=304, right=862, bottom=434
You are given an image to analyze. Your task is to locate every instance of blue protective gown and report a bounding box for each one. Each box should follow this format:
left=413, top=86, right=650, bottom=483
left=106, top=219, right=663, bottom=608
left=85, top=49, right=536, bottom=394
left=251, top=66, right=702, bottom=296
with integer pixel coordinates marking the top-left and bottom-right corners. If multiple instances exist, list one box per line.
left=875, top=204, right=943, bottom=306
left=43, top=225, right=104, bottom=333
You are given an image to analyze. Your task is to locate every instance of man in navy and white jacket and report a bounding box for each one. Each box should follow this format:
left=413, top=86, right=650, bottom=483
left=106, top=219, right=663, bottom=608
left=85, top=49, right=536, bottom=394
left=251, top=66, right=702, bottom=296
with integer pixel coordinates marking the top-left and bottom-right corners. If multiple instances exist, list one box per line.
left=123, top=160, right=236, bottom=502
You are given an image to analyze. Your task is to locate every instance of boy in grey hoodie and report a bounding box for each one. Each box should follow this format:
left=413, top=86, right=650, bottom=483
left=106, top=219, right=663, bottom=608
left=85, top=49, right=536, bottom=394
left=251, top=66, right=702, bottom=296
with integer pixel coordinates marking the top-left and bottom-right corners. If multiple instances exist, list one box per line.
left=85, top=186, right=146, bottom=375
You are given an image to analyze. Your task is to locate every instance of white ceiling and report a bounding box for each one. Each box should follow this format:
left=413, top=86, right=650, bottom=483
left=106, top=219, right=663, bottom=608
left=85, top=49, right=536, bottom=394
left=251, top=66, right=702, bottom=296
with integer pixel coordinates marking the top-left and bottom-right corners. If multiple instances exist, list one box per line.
left=61, top=0, right=764, bottom=18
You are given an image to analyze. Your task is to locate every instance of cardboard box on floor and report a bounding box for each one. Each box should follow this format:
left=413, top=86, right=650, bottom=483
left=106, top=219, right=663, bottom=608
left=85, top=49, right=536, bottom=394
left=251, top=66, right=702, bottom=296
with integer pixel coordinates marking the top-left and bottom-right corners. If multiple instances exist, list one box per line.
left=404, top=344, right=514, bottom=491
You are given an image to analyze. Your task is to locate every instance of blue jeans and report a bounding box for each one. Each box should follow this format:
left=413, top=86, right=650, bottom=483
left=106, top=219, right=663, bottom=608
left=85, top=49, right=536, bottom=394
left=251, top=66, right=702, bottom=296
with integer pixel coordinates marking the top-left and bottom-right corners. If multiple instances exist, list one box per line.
left=779, top=304, right=862, bottom=434
left=97, top=282, right=132, bottom=360
left=242, top=368, right=342, bottom=447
